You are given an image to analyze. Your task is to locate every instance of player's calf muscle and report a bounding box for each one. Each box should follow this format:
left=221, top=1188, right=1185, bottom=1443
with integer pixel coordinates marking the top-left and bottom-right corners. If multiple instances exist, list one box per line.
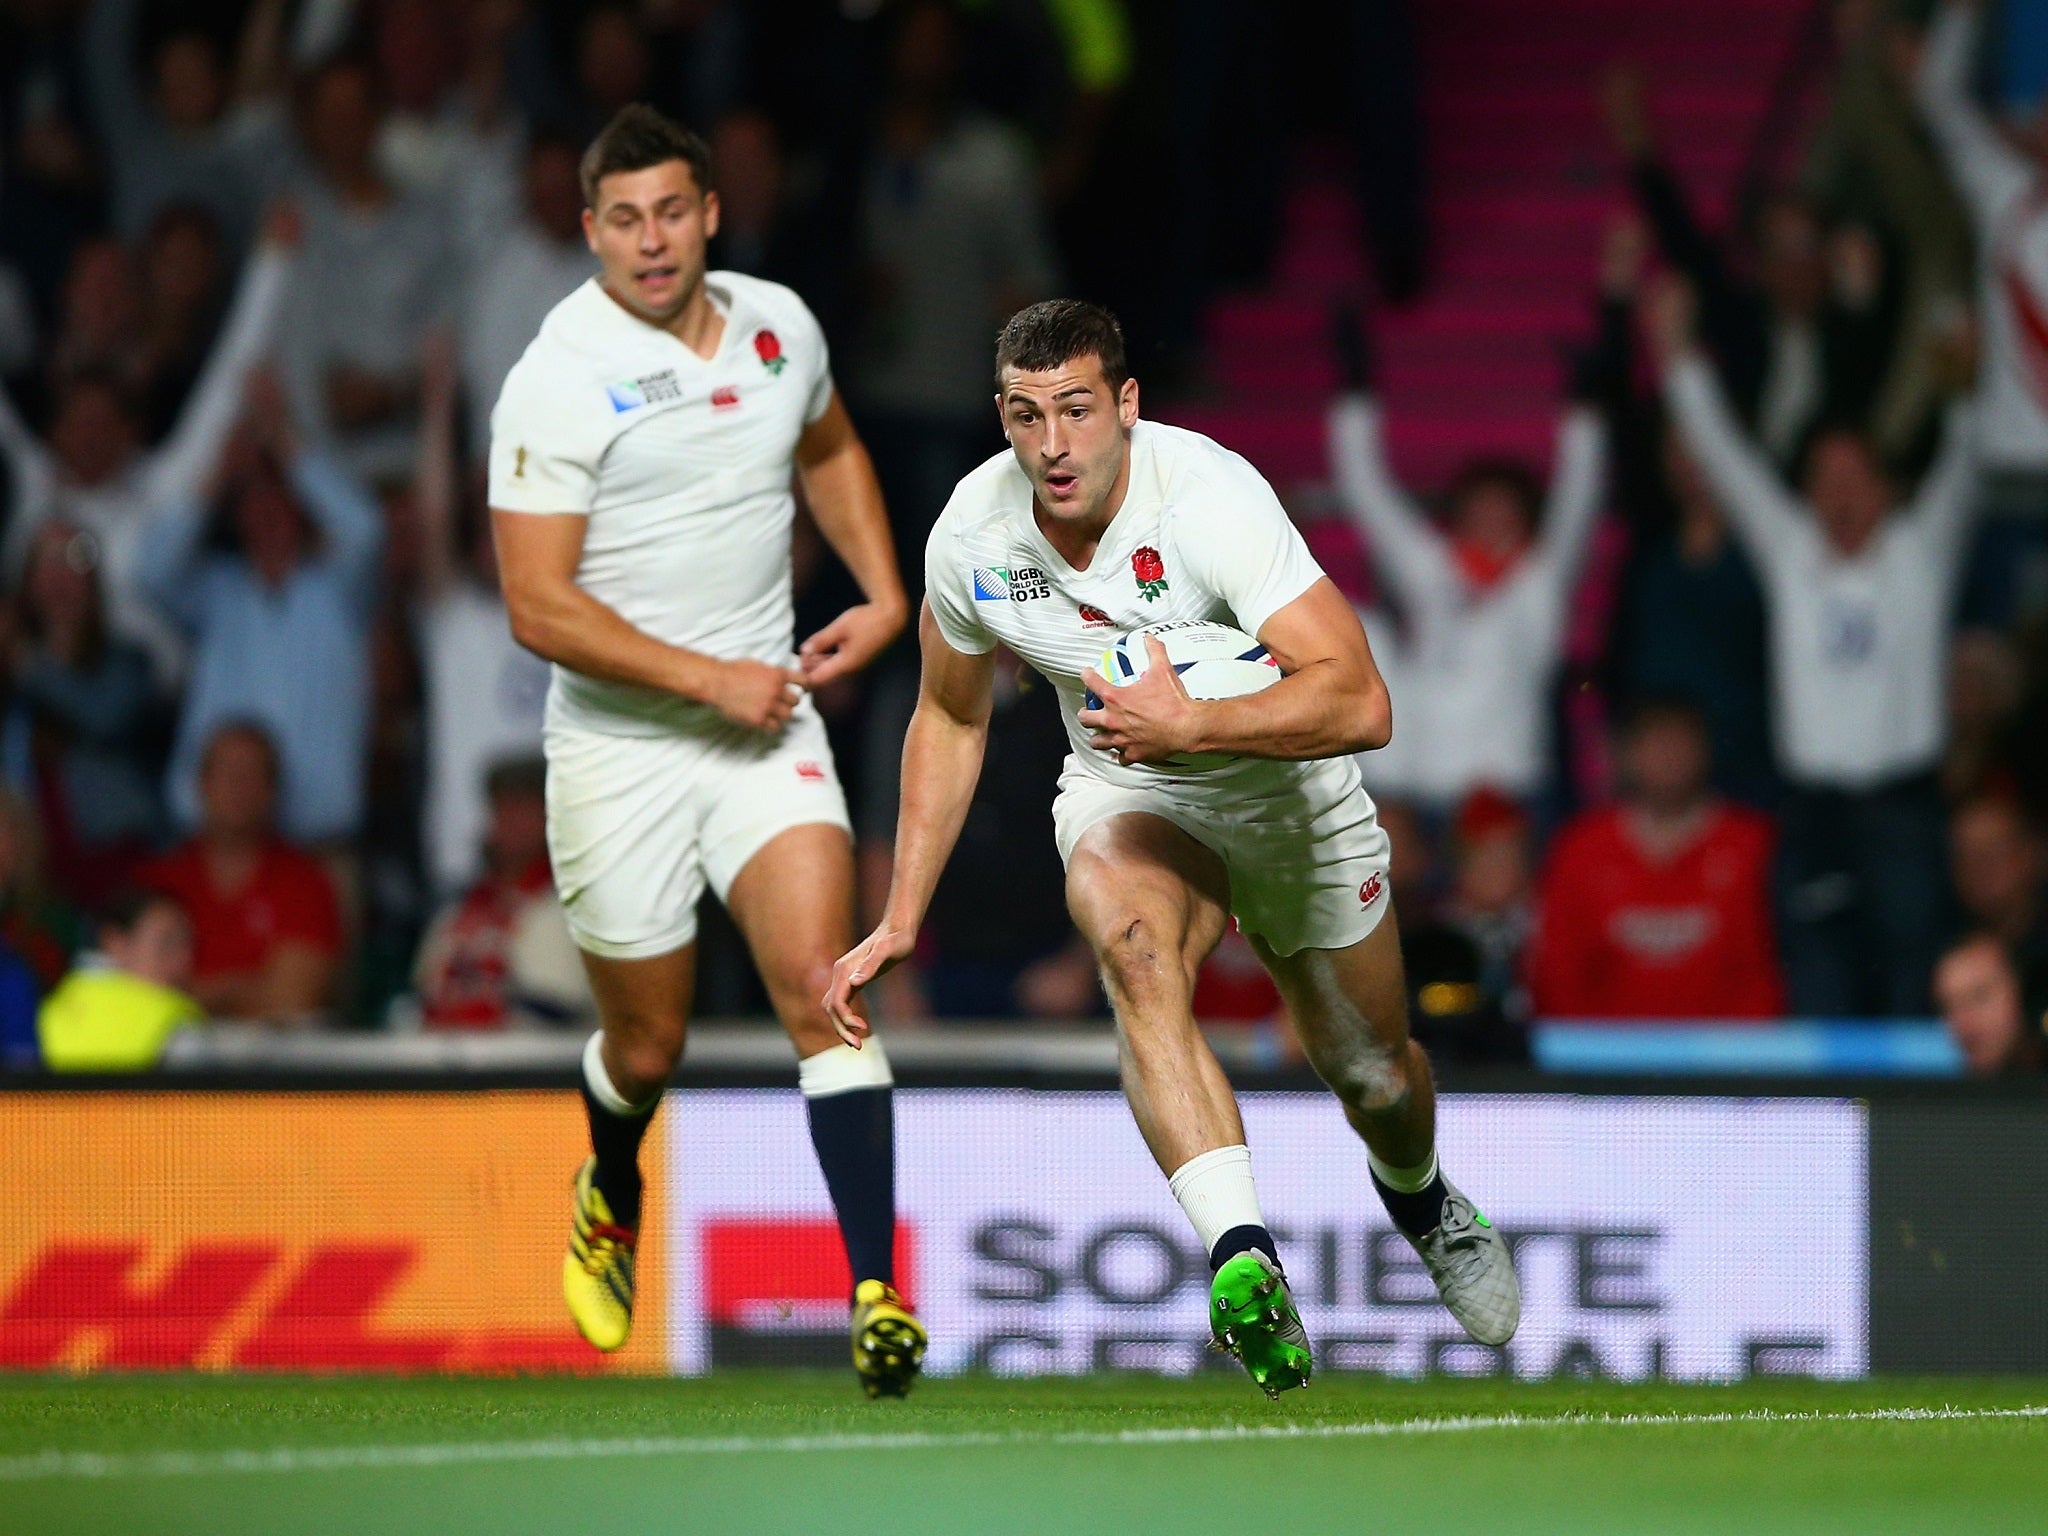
left=1309, top=1032, right=1415, bottom=1117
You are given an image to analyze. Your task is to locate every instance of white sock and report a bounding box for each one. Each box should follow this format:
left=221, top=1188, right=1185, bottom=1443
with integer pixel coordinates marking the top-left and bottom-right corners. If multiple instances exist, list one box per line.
left=582, top=1032, right=658, bottom=1116
left=1167, top=1144, right=1268, bottom=1258
left=796, top=1040, right=894, bottom=1097
left=1367, top=1146, right=1439, bottom=1192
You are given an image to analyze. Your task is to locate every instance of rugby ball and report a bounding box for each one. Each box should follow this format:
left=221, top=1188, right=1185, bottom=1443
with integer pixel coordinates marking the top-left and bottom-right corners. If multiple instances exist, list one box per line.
left=1085, top=620, right=1282, bottom=772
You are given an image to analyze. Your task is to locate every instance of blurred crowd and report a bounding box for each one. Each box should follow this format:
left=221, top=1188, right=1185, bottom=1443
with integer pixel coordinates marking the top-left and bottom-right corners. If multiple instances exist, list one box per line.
left=0, top=0, right=2045, bottom=1080
left=1322, top=0, right=2048, bottom=1080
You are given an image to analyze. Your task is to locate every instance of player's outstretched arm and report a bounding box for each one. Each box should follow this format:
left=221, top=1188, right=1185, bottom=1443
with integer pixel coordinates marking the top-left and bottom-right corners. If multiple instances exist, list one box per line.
left=794, top=392, right=909, bottom=687
left=493, top=507, right=805, bottom=733
left=825, top=603, right=995, bottom=1035
left=1079, top=578, right=1392, bottom=766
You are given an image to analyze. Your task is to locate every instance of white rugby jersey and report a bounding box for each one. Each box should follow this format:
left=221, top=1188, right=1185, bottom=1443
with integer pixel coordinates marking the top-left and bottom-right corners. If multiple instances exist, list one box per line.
left=926, top=420, right=1339, bottom=797
left=488, top=272, right=833, bottom=735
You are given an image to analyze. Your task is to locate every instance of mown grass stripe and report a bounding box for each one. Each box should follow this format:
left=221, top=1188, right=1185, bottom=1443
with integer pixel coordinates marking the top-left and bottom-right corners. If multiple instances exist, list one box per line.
left=3, top=1404, right=2044, bottom=1482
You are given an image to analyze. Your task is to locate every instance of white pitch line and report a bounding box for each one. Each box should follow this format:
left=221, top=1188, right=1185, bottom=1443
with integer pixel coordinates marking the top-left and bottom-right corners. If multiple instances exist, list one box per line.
left=3, top=1404, right=2044, bottom=1484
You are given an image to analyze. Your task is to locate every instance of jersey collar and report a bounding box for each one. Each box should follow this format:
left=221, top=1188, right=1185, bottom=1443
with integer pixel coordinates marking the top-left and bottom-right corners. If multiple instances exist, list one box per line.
left=582, top=274, right=740, bottom=368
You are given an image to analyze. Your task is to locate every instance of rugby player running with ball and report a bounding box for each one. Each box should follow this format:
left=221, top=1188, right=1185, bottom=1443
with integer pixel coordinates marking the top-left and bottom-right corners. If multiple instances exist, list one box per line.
left=827, top=301, right=1521, bottom=1393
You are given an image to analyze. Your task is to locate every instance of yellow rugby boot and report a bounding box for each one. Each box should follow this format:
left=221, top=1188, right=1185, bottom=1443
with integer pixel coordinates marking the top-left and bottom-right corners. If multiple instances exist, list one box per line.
left=851, top=1279, right=926, bottom=1399
left=562, top=1157, right=637, bottom=1352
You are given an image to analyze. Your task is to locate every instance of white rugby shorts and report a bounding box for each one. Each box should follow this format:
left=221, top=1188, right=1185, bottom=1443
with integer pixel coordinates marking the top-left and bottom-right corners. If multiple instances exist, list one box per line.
left=544, top=698, right=851, bottom=959
left=1050, top=754, right=1393, bottom=957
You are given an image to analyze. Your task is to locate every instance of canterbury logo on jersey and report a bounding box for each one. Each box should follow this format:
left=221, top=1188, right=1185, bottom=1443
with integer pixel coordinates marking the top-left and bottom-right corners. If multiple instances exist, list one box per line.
left=972, top=565, right=1052, bottom=602
left=606, top=369, right=684, bottom=413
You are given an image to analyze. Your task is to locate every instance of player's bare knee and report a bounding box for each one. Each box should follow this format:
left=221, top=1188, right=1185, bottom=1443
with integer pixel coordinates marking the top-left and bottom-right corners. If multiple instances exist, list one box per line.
left=1093, top=912, right=1182, bottom=1008
left=766, top=957, right=838, bottom=1036
left=606, top=1026, right=685, bottom=1102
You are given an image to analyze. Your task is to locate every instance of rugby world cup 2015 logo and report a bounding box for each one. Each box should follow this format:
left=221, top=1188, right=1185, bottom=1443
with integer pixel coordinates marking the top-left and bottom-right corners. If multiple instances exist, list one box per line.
left=606, top=369, right=683, bottom=413
left=1132, top=546, right=1169, bottom=601
left=972, top=565, right=1051, bottom=603
left=754, top=328, right=787, bottom=375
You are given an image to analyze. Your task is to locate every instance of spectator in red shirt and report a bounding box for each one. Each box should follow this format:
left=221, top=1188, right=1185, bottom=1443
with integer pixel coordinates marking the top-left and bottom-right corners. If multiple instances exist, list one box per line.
left=140, top=721, right=342, bottom=1020
left=1529, top=699, right=1783, bottom=1019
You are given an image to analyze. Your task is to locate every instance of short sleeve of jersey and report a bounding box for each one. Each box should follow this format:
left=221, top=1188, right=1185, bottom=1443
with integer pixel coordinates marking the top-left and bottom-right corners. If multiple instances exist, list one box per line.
left=1173, top=452, right=1326, bottom=637
left=795, top=301, right=834, bottom=426
left=488, top=360, right=601, bottom=514
left=923, top=511, right=996, bottom=656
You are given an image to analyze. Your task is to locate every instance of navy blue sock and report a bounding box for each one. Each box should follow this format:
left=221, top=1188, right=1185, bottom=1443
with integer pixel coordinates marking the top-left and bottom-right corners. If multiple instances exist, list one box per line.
left=1208, top=1224, right=1279, bottom=1272
left=804, top=1086, right=896, bottom=1290
left=1372, top=1169, right=1450, bottom=1239
left=581, top=1080, right=655, bottom=1230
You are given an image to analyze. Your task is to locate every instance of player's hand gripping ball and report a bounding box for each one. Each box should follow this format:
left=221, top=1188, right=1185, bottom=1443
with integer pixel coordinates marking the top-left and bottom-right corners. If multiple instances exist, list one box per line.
left=1081, top=620, right=1281, bottom=771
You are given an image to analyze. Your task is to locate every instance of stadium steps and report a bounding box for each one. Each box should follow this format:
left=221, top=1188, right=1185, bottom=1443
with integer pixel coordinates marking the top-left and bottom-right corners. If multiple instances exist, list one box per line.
left=1161, top=0, right=1812, bottom=502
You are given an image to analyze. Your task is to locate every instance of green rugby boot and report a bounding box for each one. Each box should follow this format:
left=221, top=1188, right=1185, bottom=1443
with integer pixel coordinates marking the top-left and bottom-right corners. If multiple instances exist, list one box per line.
left=1209, top=1250, right=1313, bottom=1399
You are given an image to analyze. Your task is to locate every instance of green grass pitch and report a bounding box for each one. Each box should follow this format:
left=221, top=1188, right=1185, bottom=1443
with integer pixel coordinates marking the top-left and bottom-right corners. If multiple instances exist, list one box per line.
left=2, top=1373, right=2045, bottom=1536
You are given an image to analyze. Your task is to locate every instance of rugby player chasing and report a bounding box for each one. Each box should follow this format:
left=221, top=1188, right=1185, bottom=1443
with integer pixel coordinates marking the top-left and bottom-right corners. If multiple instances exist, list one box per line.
left=490, top=106, right=922, bottom=1396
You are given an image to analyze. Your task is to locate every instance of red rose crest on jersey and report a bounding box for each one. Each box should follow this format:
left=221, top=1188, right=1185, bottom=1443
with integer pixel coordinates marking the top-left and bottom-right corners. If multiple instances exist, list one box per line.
left=1078, top=603, right=1115, bottom=628
left=1132, top=546, right=1169, bottom=601
left=754, top=328, right=787, bottom=375
left=795, top=760, right=825, bottom=783
left=1359, top=871, right=1385, bottom=909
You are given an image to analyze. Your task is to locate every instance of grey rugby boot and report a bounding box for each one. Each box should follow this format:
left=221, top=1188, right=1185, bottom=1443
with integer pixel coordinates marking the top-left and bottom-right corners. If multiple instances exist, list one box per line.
left=1407, top=1180, right=1520, bottom=1346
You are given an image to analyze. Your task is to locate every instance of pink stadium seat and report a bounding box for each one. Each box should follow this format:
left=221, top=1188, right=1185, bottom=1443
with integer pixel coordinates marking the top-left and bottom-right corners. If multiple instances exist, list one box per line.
left=1175, top=0, right=1808, bottom=496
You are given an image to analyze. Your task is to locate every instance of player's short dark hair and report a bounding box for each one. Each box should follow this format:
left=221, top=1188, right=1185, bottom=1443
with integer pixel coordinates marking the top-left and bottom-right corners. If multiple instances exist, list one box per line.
left=580, top=104, right=713, bottom=209
left=994, top=300, right=1130, bottom=392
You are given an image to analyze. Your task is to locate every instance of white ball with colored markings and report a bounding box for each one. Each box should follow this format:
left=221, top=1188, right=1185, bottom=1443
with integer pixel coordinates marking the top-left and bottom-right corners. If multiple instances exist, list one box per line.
left=1086, top=619, right=1281, bottom=772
